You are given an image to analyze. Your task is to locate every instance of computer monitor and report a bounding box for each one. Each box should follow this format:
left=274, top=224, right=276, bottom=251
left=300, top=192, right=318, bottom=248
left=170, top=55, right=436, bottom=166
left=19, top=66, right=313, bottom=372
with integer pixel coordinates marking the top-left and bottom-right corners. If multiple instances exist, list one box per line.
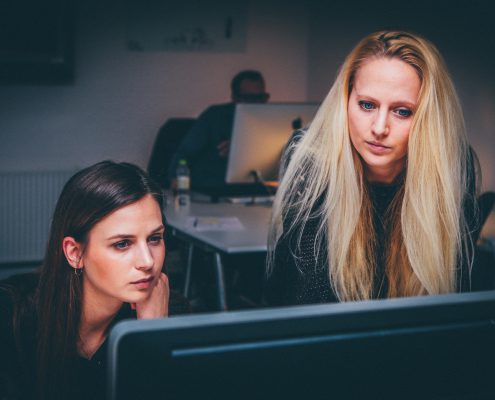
left=225, top=103, right=318, bottom=184
left=107, top=291, right=495, bottom=400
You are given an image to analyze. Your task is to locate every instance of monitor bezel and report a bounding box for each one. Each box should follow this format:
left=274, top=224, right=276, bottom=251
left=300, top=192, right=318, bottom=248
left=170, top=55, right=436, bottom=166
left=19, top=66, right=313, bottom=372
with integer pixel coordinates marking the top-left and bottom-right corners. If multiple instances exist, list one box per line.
left=108, top=291, right=495, bottom=400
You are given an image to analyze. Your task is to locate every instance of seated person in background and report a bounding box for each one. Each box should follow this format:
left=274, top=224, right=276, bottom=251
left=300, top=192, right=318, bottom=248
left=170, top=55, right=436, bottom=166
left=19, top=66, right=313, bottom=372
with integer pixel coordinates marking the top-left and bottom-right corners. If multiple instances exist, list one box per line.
left=168, top=69, right=270, bottom=190
left=265, top=30, right=482, bottom=307
left=0, top=161, right=178, bottom=400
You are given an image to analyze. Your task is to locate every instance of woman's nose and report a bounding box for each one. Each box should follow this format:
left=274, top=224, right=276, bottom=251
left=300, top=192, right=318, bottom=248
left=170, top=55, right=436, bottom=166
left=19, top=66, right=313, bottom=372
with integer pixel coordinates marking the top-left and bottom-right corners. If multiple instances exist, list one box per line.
left=372, top=110, right=390, bottom=137
left=135, top=244, right=154, bottom=271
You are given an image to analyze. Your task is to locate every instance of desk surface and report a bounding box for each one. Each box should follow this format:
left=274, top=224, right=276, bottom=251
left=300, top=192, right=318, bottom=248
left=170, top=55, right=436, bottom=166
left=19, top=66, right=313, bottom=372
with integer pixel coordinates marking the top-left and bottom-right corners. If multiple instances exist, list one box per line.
left=164, top=200, right=272, bottom=253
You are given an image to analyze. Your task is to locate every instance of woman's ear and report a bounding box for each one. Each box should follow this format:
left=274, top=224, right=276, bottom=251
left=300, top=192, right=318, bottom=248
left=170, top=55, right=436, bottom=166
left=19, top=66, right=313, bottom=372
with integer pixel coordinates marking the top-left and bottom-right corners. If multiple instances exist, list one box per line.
left=62, top=236, right=84, bottom=270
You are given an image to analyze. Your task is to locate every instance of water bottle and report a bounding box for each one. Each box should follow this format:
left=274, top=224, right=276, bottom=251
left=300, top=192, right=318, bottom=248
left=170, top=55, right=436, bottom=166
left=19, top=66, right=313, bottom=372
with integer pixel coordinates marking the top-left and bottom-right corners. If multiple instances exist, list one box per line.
left=176, top=159, right=190, bottom=206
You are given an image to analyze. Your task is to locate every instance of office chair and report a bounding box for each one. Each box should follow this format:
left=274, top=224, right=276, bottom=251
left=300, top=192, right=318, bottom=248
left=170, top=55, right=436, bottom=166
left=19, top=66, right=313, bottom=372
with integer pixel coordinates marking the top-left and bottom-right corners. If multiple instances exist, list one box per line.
left=474, top=191, right=495, bottom=243
left=472, top=191, right=495, bottom=290
left=147, top=118, right=196, bottom=188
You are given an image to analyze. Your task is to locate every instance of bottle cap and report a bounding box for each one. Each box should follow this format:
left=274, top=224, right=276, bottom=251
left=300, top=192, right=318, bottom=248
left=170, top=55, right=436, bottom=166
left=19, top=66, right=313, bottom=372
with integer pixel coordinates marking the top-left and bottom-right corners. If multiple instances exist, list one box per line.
left=179, top=159, right=187, bottom=166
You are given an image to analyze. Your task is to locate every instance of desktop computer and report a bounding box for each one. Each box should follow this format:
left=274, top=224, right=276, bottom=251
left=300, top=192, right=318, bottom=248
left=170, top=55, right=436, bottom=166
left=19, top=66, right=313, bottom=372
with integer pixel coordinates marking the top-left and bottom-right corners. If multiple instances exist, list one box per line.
left=194, top=103, right=318, bottom=202
left=226, top=102, right=318, bottom=184
left=108, top=291, right=495, bottom=399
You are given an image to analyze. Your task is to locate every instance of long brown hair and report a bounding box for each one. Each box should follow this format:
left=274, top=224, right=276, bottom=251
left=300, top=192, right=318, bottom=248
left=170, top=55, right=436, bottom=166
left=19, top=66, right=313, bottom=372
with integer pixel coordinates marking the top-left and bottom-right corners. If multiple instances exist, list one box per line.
left=35, top=161, right=163, bottom=399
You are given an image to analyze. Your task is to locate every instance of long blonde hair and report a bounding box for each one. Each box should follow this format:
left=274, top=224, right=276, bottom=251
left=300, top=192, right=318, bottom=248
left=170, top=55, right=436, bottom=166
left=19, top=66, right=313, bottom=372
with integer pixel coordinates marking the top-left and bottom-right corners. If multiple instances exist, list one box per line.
left=268, top=31, right=475, bottom=301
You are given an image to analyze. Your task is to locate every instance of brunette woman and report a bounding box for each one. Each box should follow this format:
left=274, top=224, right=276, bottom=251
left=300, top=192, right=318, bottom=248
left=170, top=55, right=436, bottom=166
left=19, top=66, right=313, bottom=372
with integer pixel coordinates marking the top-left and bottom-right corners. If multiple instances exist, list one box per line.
left=1, top=161, right=173, bottom=399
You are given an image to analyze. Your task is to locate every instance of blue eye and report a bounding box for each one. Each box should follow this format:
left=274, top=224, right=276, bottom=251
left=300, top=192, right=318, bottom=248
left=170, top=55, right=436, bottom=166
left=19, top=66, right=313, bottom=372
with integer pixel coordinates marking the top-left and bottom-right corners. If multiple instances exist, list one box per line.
left=359, top=101, right=375, bottom=111
left=396, top=108, right=412, bottom=118
left=113, top=240, right=130, bottom=250
left=149, top=235, right=163, bottom=245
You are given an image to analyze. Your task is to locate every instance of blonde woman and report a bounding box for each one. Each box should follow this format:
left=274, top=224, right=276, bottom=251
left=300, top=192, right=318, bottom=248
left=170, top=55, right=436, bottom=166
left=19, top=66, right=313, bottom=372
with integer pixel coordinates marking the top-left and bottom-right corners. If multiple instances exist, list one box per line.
left=266, top=31, right=480, bottom=306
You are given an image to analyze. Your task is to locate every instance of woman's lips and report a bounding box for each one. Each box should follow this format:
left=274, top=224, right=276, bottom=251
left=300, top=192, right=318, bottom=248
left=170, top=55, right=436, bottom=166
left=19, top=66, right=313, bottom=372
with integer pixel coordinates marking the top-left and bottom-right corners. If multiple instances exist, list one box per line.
left=366, top=141, right=391, bottom=154
left=131, top=276, right=154, bottom=289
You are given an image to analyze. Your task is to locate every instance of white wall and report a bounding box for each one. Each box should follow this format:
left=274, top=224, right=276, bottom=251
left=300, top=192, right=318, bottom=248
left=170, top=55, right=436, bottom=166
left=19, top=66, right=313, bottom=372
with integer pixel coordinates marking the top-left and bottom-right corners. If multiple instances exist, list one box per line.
left=0, top=0, right=493, bottom=236
left=306, top=1, right=495, bottom=236
left=0, top=0, right=309, bottom=172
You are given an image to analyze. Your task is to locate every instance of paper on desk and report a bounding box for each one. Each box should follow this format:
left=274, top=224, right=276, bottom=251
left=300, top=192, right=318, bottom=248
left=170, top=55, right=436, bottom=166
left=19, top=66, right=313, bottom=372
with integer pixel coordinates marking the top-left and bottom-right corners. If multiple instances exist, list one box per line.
left=186, top=216, right=244, bottom=232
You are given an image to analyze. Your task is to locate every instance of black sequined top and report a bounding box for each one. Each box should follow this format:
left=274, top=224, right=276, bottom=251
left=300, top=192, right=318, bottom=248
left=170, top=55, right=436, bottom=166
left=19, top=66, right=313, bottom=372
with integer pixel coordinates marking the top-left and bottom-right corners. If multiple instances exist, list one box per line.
left=265, top=181, right=402, bottom=306
left=264, top=132, right=480, bottom=307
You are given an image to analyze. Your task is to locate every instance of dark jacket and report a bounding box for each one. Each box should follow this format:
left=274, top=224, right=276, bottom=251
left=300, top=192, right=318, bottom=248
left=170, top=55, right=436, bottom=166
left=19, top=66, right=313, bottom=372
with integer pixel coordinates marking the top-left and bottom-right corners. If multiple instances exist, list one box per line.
left=168, top=102, right=236, bottom=189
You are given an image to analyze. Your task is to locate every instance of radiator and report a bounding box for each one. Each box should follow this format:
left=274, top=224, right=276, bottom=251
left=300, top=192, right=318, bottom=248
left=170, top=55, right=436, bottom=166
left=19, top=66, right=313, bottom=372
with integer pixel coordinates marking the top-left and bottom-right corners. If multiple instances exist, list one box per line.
left=0, top=170, right=75, bottom=264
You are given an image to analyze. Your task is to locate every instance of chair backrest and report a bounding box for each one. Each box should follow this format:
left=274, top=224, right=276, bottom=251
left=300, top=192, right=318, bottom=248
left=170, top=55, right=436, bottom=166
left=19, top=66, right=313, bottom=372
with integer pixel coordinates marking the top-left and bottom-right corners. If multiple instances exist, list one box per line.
left=474, top=191, right=495, bottom=242
left=147, top=118, right=196, bottom=188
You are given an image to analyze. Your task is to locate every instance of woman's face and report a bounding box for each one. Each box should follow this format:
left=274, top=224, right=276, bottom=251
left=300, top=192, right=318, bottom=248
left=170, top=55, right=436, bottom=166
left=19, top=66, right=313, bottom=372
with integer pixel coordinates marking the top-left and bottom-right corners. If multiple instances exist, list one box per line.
left=80, top=194, right=165, bottom=308
left=348, top=57, right=421, bottom=183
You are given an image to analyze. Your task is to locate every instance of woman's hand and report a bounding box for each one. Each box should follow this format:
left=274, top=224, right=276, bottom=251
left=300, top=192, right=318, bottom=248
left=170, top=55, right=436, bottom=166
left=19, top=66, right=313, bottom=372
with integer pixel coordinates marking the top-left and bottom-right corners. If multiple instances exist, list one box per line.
left=135, top=272, right=170, bottom=319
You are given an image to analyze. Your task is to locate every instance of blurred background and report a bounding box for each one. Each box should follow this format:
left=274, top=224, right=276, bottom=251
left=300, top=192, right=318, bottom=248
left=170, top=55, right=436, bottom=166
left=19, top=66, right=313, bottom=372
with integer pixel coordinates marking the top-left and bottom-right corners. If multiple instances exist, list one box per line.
left=0, top=0, right=494, bottom=300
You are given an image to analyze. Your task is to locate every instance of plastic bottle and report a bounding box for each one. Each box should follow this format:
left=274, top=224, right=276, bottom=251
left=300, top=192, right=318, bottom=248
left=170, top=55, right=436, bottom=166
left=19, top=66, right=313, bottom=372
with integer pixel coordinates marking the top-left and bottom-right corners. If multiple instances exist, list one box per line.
left=176, top=159, right=190, bottom=206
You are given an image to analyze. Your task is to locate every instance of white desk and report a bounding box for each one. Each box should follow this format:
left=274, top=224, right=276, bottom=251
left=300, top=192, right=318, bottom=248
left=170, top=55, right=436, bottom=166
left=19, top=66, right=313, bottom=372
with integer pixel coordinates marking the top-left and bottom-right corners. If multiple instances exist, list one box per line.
left=164, top=200, right=272, bottom=310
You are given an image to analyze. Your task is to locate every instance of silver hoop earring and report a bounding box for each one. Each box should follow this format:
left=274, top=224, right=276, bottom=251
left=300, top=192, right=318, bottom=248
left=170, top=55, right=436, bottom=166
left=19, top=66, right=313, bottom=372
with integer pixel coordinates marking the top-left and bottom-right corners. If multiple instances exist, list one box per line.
left=74, top=267, right=83, bottom=277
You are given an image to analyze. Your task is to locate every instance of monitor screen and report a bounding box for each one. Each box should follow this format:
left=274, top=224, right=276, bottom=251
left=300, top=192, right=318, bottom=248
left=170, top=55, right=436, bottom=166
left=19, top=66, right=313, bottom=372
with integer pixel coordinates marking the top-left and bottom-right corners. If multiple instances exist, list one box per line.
left=225, top=103, right=318, bottom=184
left=107, top=291, right=495, bottom=400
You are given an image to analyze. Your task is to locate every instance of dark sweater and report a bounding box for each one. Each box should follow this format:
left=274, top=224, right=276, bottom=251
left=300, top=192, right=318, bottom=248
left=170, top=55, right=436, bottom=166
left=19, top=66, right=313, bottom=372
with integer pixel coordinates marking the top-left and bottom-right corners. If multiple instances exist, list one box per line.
left=0, top=272, right=190, bottom=400
left=265, top=182, right=399, bottom=306
left=265, top=133, right=481, bottom=307
left=265, top=182, right=482, bottom=307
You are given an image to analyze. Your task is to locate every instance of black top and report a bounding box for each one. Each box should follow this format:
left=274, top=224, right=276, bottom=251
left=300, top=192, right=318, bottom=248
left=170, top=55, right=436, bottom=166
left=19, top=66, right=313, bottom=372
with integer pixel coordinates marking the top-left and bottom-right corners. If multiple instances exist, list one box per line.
left=265, top=133, right=481, bottom=307
left=265, top=182, right=401, bottom=306
left=168, top=102, right=236, bottom=189
left=0, top=272, right=190, bottom=400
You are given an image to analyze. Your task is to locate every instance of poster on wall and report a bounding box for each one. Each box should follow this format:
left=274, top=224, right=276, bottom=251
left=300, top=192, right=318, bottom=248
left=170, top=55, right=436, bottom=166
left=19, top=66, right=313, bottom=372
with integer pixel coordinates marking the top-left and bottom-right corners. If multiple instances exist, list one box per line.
left=126, top=0, right=248, bottom=52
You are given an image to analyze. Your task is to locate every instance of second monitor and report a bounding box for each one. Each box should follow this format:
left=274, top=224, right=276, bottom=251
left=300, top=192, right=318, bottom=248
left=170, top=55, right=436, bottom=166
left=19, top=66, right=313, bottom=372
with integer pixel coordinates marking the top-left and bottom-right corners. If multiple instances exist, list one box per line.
left=225, top=102, right=318, bottom=184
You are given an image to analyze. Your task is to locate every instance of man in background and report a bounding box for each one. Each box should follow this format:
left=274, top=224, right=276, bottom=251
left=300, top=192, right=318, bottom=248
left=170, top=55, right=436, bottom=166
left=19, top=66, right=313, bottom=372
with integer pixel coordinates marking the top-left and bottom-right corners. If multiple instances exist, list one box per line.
left=168, top=70, right=269, bottom=190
